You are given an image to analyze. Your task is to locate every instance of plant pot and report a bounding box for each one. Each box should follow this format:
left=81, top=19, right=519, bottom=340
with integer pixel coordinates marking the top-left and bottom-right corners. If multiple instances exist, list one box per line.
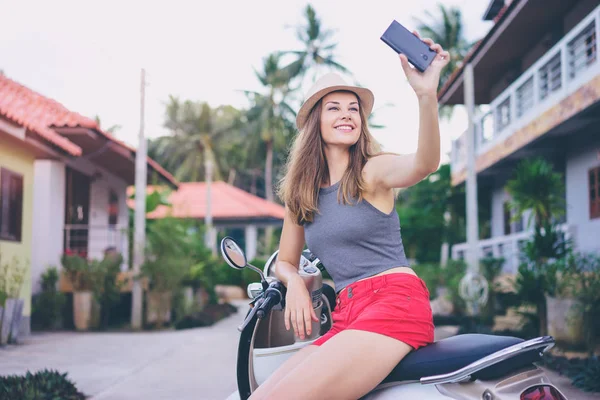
left=73, top=291, right=93, bottom=331
left=1, top=298, right=16, bottom=345
left=146, top=291, right=172, bottom=326
left=9, top=299, right=24, bottom=344
left=546, top=295, right=584, bottom=346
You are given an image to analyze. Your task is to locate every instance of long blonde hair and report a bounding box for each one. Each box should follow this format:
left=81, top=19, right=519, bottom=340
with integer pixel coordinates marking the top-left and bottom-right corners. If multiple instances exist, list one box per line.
left=277, top=92, right=391, bottom=225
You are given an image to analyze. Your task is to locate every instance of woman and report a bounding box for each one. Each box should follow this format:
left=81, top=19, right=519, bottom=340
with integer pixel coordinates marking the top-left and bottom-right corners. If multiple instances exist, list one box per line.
left=252, top=33, right=450, bottom=400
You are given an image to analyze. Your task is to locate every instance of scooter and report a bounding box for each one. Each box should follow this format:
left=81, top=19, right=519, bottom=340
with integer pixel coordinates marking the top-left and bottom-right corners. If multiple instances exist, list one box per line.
left=220, top=236, right=568, bottom=400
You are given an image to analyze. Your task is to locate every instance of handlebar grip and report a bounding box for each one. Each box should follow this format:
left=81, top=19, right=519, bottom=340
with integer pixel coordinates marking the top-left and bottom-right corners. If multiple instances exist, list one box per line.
left=256, top=296, right=273, bottom=319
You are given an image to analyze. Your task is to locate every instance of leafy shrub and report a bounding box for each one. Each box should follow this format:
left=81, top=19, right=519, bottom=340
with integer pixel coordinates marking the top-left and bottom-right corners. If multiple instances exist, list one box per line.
left=411, top=263, right=441, bottom=300
left=0, top=369, right=86, bottom=399
left=31, top=267, right=66, bottom=331
left=442, top=259, right=467, bottom=315
left=541, top=354, right=600, bottom=393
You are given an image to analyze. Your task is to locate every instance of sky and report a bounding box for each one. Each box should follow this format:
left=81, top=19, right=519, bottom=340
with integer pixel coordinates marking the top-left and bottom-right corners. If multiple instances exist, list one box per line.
left=1, top=0, right=493, bottom=163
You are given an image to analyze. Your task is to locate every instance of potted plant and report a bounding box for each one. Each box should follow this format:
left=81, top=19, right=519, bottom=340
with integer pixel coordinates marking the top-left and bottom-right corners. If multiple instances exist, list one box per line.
left=506, top=157, right=568, bottom=336
left=545, top=255, right=585, bottom=347
left=553, top=252, right=600, bottom=352
left=0, top=253, right=27, bottom=345
left=140, top=217, right=196, bottom=328
left=141, top=256, right=189, bottom=327
left=61, top=250, right=96, bottom=331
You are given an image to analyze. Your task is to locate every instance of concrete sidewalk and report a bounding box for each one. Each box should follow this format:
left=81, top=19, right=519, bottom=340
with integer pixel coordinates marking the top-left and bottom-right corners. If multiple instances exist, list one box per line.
left=0, top=301, right=247, bottom=400
left=1, top=303, right=598, bottom=400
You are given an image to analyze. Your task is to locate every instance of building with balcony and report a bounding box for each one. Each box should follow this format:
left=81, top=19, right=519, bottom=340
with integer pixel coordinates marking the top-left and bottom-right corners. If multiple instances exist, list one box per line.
left=439, top=0, right=600, bottom=272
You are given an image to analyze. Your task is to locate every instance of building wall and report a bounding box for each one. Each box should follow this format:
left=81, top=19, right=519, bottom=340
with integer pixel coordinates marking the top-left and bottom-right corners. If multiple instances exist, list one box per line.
left=566, top=134, right=600, bottom=254
left=0, top=135, right=34, bottom=326
left=66, top=158, right=129, bottom=267
left=32, top=157, right=131, bottom=295
left=32, top=160, right=66, bottom=293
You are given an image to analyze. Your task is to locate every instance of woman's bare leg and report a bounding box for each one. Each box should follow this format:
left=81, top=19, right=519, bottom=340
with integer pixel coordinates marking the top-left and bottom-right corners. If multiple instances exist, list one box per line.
left=262, top=330, right=412, bottom=400
left=249, top=344, right=319, bottom=399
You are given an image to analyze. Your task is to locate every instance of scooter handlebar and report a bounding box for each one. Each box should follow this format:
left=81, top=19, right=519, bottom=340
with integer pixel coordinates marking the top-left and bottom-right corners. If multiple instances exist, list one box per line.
left=256, top=285, right=283, bottom=319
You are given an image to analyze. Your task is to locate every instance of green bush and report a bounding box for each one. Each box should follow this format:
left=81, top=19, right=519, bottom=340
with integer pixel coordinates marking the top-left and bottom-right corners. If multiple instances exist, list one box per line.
left=479, top=256, right=505, bottom=325
left=541, top=354, right=600, bottom=393
left=0, top=369, right=85, bottom=399
left=93, top=252, right=125, bottom=330
left=31, top=267, right=66, bottom=331
left=411, top=263, right=441, bottom=300
left=442, top=259, right=467, bottom=315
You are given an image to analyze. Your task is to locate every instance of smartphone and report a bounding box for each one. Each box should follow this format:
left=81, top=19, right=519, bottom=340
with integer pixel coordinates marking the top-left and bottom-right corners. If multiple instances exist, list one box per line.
left=380, top=20, right=437, bottom=72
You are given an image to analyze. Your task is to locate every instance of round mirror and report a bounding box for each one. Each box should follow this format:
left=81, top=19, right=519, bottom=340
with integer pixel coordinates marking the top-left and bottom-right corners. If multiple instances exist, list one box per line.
left=220, top=237, right=247, bottom=270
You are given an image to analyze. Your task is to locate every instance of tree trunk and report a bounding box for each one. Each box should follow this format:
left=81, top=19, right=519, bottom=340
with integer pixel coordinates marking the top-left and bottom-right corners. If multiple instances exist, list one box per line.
left=265, top=140, right=274, bottom=202
left=227, top=168, right=236, bottom=185
left=250, top=171, right=257, bottom=196
left=264, top=140, right=274, bottom=254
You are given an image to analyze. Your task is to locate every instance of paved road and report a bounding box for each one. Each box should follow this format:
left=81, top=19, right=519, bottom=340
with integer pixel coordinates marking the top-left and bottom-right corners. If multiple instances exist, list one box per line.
left=0, top=301, right=248, bottom=400
left=1, top=301, right=598, bottom=400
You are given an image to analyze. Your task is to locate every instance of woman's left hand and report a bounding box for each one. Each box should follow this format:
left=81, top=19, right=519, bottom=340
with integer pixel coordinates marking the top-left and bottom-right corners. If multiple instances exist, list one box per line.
left=399, top=31, right=451, bottom=98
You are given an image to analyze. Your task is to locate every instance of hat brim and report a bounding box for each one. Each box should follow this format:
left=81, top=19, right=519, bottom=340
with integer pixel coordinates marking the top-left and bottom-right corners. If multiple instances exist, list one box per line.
left=296, top=85, right=374, bottom=130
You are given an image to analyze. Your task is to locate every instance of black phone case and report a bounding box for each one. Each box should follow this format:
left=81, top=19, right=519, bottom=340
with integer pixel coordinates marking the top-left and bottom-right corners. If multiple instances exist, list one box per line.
left=380, top=20, right=437, bottom=73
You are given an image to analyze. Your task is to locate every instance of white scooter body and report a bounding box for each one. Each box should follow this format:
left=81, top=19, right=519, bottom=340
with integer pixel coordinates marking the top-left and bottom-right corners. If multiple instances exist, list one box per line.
left=220, top=239, right=568, bottom=400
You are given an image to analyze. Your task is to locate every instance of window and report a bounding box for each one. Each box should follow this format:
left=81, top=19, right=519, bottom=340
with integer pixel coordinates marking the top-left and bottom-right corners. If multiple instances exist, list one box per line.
left=0, top=168, right=24, bottom=242
left=108, top=190, right=119, bottom=226
left=590, top=166, right=600, bottom=219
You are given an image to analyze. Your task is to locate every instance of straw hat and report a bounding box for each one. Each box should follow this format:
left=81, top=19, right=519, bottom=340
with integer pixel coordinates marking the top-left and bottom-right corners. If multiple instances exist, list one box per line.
left=296, top=72, right=375, bottom=130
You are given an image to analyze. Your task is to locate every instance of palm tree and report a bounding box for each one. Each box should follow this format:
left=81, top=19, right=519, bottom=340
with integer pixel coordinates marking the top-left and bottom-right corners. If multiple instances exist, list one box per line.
left=147, top=98, right=240, bottom=182
left=506, top=157, right=567, bottom=337
left=279, top=4, right=349, bottom=84
left=244, top=53, right=297, bottom=202
left=414, top=4, right=474, bottom=118
left=505, top=157, right=566, bottom=231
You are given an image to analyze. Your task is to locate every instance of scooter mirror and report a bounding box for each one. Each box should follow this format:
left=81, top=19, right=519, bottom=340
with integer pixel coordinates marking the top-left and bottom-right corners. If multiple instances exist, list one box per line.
left=221, top=237, right=247, bottom=270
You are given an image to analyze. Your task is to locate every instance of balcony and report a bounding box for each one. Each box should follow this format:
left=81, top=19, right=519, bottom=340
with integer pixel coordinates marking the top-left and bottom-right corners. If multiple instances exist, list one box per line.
left=451, top=224, right=576, bottom=274
left=64, top=224, right=128, bottom=265
left=451, top=5, right=600, bottom=176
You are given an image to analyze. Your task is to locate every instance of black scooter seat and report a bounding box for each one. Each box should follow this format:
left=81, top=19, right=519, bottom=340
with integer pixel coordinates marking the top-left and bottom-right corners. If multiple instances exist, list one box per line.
left=382, top=334, right=541, bottom=384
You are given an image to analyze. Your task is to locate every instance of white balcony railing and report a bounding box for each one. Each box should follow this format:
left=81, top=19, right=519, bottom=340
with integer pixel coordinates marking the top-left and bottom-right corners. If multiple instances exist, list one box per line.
left=451, top=224, right=577, bottom=274
left=451, top=5, right=600, bottom=173
left=64, top=224, right=128, bottom=265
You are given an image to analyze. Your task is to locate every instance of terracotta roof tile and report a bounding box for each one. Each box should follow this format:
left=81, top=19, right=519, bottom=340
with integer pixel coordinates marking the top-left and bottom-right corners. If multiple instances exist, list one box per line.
left=128, top=182, right=285, bottom=221
left=0, top=72, right=177, bottom=186
left=0, top=73, right=84, bottom=155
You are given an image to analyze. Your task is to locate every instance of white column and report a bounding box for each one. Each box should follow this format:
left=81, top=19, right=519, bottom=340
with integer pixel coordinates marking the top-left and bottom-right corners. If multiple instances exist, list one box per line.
left=245, top=225, right=258, bottom=261
left=464, top=63, right=480, bottom=273
left=31, top=160, right=65, bottom=293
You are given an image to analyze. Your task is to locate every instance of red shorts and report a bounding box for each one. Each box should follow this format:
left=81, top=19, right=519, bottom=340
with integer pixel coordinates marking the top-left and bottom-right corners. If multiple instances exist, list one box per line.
left=313, top=273, right=435, bottom=350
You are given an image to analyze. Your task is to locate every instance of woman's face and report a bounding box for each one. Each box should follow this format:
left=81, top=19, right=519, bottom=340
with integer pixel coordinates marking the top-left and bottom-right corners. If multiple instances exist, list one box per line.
left=319, top=91, right=362, bottom=148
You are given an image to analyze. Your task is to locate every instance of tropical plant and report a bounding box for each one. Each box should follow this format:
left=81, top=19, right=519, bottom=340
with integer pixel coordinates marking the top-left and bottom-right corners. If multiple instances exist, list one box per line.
left=94, top=252, right=125, bottom=329
left=0, top=369, right=86, bottom=400
left=31, top=267, right=66, bottom=331
left=505, top=157, right=566, bottom=230
left=414, top=3, right=474, bottom=118
left=507, top=157, right=569, bottom=336
left=244, top=53, right=297, bottom=203
left=60, top=251, right=95, bottom=292
left=280, top=4, right=348, bottom=85
left=562, top=252, right=600, bottom=353
left=147, top=99, right=242, bottom=182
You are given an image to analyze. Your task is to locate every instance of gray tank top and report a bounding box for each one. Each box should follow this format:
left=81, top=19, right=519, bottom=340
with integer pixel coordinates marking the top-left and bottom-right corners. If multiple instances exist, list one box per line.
left=303, top=180, right=411, bottom=293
